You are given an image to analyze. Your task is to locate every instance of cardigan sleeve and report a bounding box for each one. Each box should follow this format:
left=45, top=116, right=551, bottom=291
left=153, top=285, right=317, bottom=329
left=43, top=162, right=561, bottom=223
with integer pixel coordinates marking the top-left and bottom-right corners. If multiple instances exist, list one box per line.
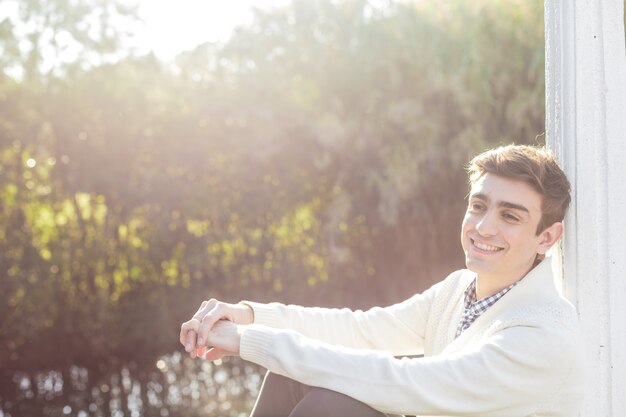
left=239, top=320, right=584, bottom=417
left=241, top=279, right=445, bottom=356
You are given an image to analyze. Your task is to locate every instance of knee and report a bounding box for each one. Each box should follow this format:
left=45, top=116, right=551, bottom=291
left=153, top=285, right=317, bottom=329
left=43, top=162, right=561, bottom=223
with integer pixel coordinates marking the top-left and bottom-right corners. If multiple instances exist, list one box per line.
left=294, top=387, right=350, bottom=413
left=303, top=387, right=340, bottom=403
left=291, top=388, right=386, bottom=417
left=262, top=371, right=293, bottom=388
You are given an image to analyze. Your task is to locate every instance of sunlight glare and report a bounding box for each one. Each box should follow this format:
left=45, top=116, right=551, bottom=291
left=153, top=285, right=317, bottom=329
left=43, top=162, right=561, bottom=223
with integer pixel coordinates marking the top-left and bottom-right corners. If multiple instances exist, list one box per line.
left=134, top=0, right=292, bottom=60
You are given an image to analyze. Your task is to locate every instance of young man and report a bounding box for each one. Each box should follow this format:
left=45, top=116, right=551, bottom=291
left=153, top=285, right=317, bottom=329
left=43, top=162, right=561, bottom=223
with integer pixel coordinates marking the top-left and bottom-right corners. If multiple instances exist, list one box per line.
left=180, top=144, right=586, bottom=416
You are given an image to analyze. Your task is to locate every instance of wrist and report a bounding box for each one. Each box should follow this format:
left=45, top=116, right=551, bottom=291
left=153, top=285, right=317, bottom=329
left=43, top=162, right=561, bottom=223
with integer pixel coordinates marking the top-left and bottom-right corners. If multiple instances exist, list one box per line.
left=237, top=302, right=254, bottom=324
left=235, top=325, right=245, bottom=354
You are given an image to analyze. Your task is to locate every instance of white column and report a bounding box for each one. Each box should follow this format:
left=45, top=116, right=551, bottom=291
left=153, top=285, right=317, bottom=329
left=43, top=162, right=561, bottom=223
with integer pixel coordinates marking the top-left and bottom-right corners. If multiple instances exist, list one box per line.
left=545, top=1, right=626, bottom=416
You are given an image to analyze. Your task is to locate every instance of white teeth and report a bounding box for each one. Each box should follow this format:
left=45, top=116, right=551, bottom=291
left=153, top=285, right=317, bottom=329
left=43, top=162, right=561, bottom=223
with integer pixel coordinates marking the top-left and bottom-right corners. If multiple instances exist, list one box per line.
left=474, top=241, right=502, bottom=252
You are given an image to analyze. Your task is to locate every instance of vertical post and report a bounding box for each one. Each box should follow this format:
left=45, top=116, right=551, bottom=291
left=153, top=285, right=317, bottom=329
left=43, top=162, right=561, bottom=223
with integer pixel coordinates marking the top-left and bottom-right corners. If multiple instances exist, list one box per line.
left=545, top=0, right=626, bottom=416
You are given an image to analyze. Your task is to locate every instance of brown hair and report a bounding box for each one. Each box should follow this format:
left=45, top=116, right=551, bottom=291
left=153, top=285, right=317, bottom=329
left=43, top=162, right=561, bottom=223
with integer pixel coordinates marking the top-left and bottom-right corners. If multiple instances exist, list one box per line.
left=467, top=144, right=571, bottom=234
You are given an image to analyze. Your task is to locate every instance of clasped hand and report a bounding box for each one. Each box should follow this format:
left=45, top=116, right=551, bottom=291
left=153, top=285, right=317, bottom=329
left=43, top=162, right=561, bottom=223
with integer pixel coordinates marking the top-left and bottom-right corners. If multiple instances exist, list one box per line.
left=179, top=299, right=254, bottom=361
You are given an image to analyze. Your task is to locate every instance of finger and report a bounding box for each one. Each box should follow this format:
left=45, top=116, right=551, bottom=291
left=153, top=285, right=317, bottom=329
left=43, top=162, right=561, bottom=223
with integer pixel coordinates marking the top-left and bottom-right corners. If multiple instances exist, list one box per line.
left=197, top=304, right=224, bottom=346
left=179, top=319, right=200, bottom=346
left=192, top=299, right=216, bottom=322
left=196, top=343, right=207, bottom=358
left=185, top=329, right=197, bottom=353
left=191, top=300, right=220, bottom=347
left=196, top=300, right=208, bottom=314
left=189, top=332, right=199, bottom=359
left=179, top=323, right=189, bottom=346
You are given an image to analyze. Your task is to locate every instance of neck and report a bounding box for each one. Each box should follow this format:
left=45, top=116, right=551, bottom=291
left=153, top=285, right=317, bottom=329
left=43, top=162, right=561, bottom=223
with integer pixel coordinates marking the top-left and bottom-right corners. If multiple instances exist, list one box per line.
left=475, top=257, right=541, bottom=300
left=475, top=278, right=514, bottom=300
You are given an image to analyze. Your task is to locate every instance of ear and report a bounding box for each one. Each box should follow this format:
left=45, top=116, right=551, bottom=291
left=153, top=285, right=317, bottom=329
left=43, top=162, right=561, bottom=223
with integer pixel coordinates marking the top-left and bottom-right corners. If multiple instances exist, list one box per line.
left=537, top=222, right=564, bottom=255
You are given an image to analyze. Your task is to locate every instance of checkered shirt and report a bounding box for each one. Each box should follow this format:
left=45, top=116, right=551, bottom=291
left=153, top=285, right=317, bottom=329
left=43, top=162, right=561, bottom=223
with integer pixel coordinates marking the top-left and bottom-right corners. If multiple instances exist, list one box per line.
left=455, top=278, right=517, bottom=338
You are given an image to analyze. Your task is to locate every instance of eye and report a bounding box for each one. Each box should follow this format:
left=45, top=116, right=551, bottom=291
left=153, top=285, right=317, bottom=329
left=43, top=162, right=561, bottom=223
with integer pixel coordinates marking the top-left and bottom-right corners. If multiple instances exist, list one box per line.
left=503, top=212, right=519, bottom=222
left=469, top=202, right=486, bottom=212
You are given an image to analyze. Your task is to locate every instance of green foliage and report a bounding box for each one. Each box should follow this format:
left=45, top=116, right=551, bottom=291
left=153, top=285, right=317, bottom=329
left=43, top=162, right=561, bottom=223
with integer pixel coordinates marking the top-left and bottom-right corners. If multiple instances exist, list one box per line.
left=0, top=0, right=137, bottom=81
left=0, top=0, right=547, bottom=415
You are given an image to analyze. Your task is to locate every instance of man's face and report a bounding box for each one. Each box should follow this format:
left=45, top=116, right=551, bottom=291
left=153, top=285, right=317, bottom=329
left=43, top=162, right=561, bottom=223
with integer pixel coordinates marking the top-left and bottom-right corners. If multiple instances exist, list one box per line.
left=461, top=173, right=551, bottom=285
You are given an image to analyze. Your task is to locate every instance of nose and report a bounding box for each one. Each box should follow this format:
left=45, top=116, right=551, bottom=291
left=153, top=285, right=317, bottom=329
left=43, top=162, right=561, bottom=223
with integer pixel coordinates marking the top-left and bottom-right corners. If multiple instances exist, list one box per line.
left=475, top=211, right=498, bottom=237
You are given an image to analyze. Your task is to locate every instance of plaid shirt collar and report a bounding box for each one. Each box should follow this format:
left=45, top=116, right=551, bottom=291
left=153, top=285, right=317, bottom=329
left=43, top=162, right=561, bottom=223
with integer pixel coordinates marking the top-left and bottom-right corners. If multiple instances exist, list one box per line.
left=455, top=277, right=517, bottom=338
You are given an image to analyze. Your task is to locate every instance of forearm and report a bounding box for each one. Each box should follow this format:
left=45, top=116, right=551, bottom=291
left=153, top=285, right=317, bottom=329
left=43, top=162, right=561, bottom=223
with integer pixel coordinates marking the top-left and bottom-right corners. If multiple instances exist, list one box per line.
left=242, top=289, right=435, bottom=354
left=239, top=324, right=582, bottom=417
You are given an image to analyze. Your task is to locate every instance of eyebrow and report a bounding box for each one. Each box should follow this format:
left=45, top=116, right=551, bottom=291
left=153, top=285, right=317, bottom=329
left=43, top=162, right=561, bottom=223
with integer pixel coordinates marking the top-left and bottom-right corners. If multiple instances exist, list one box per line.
left=470, top=193, right=531, bottom=214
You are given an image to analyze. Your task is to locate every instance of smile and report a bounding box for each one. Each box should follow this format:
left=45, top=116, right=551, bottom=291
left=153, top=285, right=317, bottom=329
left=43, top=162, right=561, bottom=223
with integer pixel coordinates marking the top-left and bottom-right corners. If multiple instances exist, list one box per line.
left=471, top=239, right=504, bottom=253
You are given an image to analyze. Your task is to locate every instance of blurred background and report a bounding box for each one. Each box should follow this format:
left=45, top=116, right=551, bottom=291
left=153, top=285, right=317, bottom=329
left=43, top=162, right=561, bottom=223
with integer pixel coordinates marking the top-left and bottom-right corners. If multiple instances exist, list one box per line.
left=0, top=0, right=569, bottom=415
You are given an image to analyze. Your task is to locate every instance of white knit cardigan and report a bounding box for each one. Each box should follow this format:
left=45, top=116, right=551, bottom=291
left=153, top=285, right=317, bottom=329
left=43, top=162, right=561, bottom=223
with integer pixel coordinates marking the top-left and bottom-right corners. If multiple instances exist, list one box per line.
left=239, top=258, right=586, bottom=416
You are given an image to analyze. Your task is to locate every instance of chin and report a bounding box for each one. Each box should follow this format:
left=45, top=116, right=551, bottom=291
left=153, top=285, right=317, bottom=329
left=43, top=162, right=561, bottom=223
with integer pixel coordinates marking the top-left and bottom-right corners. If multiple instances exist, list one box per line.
left=464, top=257, right=494, bottom=275
left=464, top=256, right=477, bottom=271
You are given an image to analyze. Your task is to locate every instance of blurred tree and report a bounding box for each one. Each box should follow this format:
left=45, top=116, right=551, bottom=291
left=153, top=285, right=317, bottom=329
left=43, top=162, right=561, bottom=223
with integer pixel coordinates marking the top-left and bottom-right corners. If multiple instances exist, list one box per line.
left=0, top=0, right=137, bottom=81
